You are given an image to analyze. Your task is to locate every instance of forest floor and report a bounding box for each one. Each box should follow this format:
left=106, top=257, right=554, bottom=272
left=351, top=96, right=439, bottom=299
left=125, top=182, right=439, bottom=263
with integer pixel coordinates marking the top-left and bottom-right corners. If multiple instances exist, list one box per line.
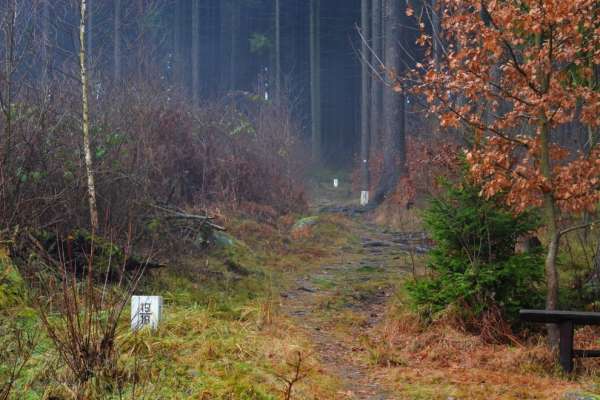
left=281, top=171, right=600, bottom=400
left=5, top=171, right=600, bottom=399
left=281, top=217, right=425, bottom=399
left=280, top=171, right=421, bottom=399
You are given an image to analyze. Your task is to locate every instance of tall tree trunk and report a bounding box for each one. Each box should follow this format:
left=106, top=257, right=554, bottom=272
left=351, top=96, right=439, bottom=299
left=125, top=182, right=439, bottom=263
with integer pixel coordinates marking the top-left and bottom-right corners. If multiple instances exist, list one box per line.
left=370, top=0, right=382, bottom=154
left=41, top=0, right=50, bottom=88
left=581, top=64, right=599, bottom=241
left=540, top=118, right=560, bottom=347
left=87, top=0, right=93, bottom=66
left=219, top=1, right=230, bottom=93
left=230, top=1, right=240, bottom=91
left=2, top=0, right=16, bottom=171
left=310, top=0, right=322, bottom=162
left=79, top=0, right=99, bottom=232
left=536, top=32, right=560, bottom=347
left=373, top=0, right=406, bottom=204
left=360, top=0, right=371, bottom=203
left=113, top=0, right=121, bottom=82
left=136, top=0, right=145, bottom=81
left=275, top=0, right=281, bottom=100
left=192, top=0, right=200, bottom=107
left=173, top=0, right=182, bottom=84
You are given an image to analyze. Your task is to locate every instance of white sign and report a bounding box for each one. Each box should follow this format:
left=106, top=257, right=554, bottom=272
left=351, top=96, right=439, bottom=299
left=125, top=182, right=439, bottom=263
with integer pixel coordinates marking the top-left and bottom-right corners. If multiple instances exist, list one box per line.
left=333, top=178, right=339, bottom=188
left=131, top=295, right=163, bottom=331
left=360, top=190, right=369, bottom=206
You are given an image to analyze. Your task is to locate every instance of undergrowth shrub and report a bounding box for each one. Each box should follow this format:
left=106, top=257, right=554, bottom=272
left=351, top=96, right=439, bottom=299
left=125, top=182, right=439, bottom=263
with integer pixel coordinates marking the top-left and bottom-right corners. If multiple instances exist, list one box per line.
left=406, top=175, right=545, bottom=329
left=0, top=77, right=307, bottom=243
left=31, top=244, right=145, bottom=399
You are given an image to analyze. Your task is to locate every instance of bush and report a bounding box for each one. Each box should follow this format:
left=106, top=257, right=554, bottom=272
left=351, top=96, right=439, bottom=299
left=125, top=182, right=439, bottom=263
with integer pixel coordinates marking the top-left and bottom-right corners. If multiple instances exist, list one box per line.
left=0, top=77, right=307, bottom=242
left=406, top=177, right=545, bottom=324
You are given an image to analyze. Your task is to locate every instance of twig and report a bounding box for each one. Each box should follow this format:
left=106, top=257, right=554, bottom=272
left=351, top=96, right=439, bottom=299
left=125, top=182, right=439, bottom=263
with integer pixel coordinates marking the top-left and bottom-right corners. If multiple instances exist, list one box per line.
left=559, top=220, right=600, bottom=238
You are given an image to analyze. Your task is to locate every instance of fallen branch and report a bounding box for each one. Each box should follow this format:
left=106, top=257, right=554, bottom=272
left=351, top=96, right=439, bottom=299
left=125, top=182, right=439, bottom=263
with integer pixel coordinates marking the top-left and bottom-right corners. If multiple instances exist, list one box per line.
left=149, top=204, right=225, bottom=231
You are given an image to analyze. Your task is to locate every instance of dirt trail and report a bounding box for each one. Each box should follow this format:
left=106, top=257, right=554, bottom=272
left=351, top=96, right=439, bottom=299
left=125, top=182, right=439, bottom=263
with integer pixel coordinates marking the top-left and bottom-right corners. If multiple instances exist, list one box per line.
left=282, top=179, right=430, bottom=399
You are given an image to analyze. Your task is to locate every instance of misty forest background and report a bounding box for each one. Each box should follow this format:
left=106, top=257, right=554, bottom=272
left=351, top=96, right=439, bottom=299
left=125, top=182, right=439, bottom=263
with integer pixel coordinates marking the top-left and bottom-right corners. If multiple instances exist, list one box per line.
left=0, top=0, right=599, bottom=399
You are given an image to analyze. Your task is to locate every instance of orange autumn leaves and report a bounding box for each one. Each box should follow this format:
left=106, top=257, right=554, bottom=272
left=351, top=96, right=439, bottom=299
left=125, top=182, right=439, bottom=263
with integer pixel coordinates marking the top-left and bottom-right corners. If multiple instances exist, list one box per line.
left=467, top=137, right=600, bottom=213
left=411, top=0, right=600, bottom=215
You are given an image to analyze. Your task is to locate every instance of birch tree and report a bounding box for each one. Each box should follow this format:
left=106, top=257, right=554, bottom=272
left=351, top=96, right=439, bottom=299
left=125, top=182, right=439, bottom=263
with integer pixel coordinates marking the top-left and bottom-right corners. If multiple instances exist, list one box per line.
left=79, top=0, right=99, bottom=232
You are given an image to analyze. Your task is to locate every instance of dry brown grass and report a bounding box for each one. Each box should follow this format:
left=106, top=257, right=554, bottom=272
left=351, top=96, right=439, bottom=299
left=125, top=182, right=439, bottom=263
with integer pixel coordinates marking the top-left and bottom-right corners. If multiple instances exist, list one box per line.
left=371, top=205, right=423, bottom=232
left=363, top=306, right=600, bottom=399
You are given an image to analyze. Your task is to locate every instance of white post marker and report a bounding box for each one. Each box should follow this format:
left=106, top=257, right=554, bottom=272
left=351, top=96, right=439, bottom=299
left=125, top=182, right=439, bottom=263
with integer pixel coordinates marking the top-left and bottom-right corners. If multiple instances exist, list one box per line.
left=131, top=295, right=163, bottom=331
left=360, top=190, right=369, bottom=206
left=333, top=178, right=339, bottom=188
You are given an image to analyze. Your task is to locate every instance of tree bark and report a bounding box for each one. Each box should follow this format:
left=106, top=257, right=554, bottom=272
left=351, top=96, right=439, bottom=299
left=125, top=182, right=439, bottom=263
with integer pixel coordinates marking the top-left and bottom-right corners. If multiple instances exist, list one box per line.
left=192, top=0, right=200, bottom=107
left=373, top=0, right=406, bottom=204
left=370, top=0, right=382, bottom=153
left=275, top=0, right=281, bottom=100
left=79, top=0, right=99, bottom=233
left=2, top=1, right=16, bottom=172
left=113, top=0, right=121, bottom=82
left=219, top=1, right=230, bottom=93
left=310, top=0, right=322, bottom=162
left=230, top=1, right=240, bottom=91
left=535, top=30, right=560, bottom=347
left=41, top=0, right=50, bottom=88
left=540, top=120, right=560, bottom=347
left=87, top=0, right=93, bottom=66
left=360, top=0, right=371, bottom=198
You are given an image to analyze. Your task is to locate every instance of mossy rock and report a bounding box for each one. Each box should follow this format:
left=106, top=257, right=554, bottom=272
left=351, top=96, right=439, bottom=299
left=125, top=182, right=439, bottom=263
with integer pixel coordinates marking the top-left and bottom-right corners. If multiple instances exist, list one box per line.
left=0, top=247, right=26, bottom=309
left=211, top=231, right=238, bottom=248
left=290, top=216, right=320, bottom=239
left=291, top=216, right=319, bottom=231
left=209, top=232, right=261, bottom=277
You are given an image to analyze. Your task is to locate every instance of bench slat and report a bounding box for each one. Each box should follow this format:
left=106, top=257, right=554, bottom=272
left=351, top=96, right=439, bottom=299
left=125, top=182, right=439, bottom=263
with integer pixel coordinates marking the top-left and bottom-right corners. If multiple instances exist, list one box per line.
left=519, top=309, right=600, bottom=325
left=574, top=350, right=600, bottom=358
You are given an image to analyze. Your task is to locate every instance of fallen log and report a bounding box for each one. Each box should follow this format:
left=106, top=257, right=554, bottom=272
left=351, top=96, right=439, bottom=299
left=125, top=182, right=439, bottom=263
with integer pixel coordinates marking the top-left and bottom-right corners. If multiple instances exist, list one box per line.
left=149, top=204, right=225, bottom=231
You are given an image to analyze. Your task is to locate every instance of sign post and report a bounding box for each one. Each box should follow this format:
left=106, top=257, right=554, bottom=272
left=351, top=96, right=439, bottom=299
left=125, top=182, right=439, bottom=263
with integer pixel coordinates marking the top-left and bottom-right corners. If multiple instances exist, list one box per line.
left=360, top=190, right=369, bottom=206
left=131, top=295, right=163, bottom=331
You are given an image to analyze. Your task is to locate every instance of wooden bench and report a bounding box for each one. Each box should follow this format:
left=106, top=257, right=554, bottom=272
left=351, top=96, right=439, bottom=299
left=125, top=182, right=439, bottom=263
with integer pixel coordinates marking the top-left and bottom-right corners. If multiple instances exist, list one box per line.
left=520, top=309, right=600, bottom=372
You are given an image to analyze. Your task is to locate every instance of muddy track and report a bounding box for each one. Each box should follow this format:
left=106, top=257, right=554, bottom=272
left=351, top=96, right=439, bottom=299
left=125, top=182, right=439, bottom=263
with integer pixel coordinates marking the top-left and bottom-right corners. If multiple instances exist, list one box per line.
left=282, top=213, right=430, bottom=399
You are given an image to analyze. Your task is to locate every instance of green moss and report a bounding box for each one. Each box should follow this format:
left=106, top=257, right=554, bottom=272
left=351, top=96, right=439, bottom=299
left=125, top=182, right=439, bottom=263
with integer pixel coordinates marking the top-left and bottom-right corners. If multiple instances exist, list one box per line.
left=311, top=276, right=335, bottom=289
left=0, top=211, right=356, bottom=399
left=0, top=247, right=26, bottom=309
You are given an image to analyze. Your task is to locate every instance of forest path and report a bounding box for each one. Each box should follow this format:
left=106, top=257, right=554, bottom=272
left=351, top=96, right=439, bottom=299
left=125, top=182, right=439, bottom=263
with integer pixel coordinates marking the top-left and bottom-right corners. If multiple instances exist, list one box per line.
left=281, top=176, right=428, bottom=399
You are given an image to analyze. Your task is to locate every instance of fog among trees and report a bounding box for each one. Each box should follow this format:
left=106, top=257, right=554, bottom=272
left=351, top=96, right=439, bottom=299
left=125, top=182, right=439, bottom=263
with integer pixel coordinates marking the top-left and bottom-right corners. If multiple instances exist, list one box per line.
left=0, top=1, right=599, bottom=399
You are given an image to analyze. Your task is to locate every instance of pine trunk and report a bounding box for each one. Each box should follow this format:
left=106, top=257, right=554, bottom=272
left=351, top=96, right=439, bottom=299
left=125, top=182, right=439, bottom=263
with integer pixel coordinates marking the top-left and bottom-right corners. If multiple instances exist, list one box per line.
left=373, top=0, right=406, bottom=204
left=41, top=0, right=50, bottom=87
left=192, top=0, right=200, bottom=107
left=360, top=0, right=370, bottom=198
left=113, top=0, right=121, bottom=82
left=310, top=0, right=322, bottom=162
left=370, top=0, right=382, bottom=154
left=275, top=0, right=281, bottom=100
left=230, top=1, right=240, bottom=91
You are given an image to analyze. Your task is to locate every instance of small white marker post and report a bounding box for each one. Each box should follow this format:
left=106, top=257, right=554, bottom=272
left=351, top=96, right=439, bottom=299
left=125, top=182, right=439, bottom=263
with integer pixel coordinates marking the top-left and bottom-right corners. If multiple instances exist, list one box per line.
left=333, top=178, right=339, bottom=188
left=131, top=295, right=163, bottom=331
left=360, top=190, right=369, bottom=206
